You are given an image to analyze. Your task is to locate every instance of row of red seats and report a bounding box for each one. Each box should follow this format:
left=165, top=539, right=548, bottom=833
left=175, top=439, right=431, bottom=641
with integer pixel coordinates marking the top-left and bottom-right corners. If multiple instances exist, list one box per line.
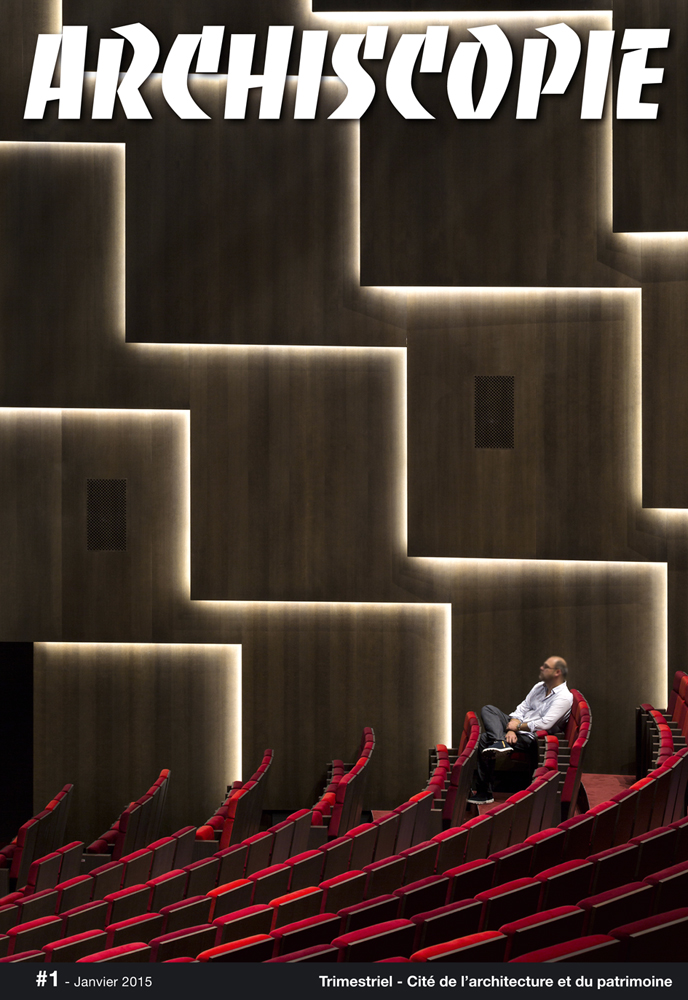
left=409, top=823, right=688, bottom=962
left=0, top=744, right=602, bottom=964
left=85, top=770, right=170, bottom=860
left=558, top=690, right=591, bottom=820
left=0, top=804, right=329, bottom=963
left=43, top=807, right=688, bottom=964
left=3, top=716, right=684, bottom=963
left=238, top=744, right=688, bottom=963
left=311, top=728, right=374, bottom=839
left=638, top=669, right=688, bottom=777
left=195, top=750, right=273, bottom=849
left=263, top=746, right=685, bottom=963
left=265, top=791, right=688, bottom=963
left=0, top=785, right=73, bottom=893
left=433, top=712, right=480, bottom=829
left=0, top=785, right=505, bottom=964
left=4, top=742, right=686, bottom=964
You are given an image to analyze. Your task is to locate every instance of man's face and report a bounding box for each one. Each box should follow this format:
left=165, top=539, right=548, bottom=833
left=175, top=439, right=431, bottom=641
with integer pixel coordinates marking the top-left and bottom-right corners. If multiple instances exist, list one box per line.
left=539, top=657, right=560, bottom=681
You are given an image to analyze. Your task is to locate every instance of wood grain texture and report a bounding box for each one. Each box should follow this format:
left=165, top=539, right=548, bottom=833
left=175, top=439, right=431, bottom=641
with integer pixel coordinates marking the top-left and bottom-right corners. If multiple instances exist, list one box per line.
left=60, top=411, right=188, bottom=641
left=360, top=19, right=635, bottom=289
left=407, top=291, right=660, bottom=560
left=642, top=279, right=688, bottom=507
left=236, top=603, right=448, bottom=811
left=410, top=558, right=666, bottom=775
left=189, top=348, right=406, bottom=602
left=0, top=411, right=63, bottom=637
left=613, top=1, right=688, bottom=232
left=34, top=642, right=240, bottom=844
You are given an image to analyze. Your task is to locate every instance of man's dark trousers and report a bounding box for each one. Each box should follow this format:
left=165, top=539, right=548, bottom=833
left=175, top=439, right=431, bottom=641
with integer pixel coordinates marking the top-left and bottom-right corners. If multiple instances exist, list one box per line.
left=474, top=704, right=538, bottom=794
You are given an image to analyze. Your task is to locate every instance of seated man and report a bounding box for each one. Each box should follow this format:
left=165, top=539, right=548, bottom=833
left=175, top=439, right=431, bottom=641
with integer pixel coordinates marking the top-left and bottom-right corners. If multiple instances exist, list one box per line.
left=468, top=656, right=572, bottom=805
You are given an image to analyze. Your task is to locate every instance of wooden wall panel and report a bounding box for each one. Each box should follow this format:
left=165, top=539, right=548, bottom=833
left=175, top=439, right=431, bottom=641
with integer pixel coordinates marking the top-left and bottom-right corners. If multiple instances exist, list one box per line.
left=0, top=142, right=191, bottom=411
left=410, top=558, right=667, bottom=775
left=360, top=18, right=634, bottom=289
left=613, top=1, right=688, bottom=232
left=189, top=349, right=407, bottom=602
left=407, top=291, right=658, bottom=560
left=0, top=0, right=54, bottom=135
left=237, top=604, right=448, bottom=811
left=0, top=143, right=122, bottom=403
left=0, top=411, right=63, bottom=637
left=34, top=642, right=240, bottom=844
left=642, top=277, right=688, bottom=508
left=122, top=82, right=399, bottom=347
left=60, top=411, right=188, bottom=641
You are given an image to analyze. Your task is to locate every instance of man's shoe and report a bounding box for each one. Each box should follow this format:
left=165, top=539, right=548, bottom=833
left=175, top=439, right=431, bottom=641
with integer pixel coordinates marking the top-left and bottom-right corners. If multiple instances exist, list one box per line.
left=467, top=789, right=494, bottom=805
left=482, top=739, right=513, bottom=757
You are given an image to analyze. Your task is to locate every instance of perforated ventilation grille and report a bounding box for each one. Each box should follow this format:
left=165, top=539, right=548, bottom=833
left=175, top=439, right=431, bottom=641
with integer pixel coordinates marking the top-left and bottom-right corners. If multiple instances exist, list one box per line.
left=87, top=479, right=127, bottom=551
left=474, top=376, right=515, bottom=449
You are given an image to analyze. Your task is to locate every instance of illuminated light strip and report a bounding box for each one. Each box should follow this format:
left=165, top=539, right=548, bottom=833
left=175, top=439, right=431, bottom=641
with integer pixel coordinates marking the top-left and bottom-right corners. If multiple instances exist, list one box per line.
left=308, top=8, right=612, bottom=24
left=195, top=598, right=447, bottom=610
left=618, top=232, right=688, bottom=240
left=441, top=603, right=452, bottom=746
left=371, top=286, right=639, bottom=294
left=0, top=406, right=185, bottom=417
left=408, top=555, right=667, bottom=570
left=37, top=640, right=242, bottom=782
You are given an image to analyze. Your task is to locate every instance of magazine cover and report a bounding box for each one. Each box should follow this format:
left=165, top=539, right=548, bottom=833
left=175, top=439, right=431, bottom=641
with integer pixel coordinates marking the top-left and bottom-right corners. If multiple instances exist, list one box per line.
left=0, top=0, right=686, bottom=992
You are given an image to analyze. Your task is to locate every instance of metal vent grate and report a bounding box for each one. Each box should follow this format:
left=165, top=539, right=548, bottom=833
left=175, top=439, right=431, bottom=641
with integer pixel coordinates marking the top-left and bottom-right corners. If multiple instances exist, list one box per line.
left=87, top=479, right=127, bottom=551
left=474, top=376, right=515, bottom=449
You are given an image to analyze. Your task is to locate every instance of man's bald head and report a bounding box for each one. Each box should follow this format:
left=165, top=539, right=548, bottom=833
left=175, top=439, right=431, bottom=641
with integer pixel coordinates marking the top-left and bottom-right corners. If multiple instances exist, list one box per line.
left=540, top=656, right=568, bottom=688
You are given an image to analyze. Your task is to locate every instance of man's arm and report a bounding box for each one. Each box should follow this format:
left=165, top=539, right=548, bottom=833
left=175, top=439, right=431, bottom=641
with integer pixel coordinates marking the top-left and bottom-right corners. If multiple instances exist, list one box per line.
left=508, top=684, right=541, bottom=728
left=505, top=685, right=541, bottom=741
left=523, top=687, right=573, bottom=733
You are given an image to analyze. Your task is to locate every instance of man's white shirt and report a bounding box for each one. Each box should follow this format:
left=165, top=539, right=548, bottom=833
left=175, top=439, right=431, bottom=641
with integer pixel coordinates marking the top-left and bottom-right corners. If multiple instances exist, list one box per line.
left=510, top=681, right=573, bottom=739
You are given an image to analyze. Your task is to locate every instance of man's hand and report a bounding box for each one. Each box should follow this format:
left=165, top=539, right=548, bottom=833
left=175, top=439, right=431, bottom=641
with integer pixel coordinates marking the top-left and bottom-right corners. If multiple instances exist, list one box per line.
left=505, top=730, right=518, bottom=744
left=506, top=719, right=520, bottom=732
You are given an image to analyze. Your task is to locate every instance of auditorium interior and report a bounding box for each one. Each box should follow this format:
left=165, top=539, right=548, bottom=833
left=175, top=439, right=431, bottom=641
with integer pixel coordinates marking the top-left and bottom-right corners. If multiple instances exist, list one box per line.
left=0, top=0, right=687, bottom=964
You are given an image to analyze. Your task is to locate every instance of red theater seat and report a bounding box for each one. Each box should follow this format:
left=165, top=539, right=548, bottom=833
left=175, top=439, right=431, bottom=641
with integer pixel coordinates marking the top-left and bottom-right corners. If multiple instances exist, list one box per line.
left=535, top=859, right=593, bottom=910
left=197, top=934, right=275, bottom=962
left=268, top=887, right=323, bottom=929
left=499, top=906, right=586, bottom=961
left=149, top=924, right=218, bottom=962
left=393, top=876, right=449, bottom=919
left=42, top=930, right=108, bottom=963
left=578, top=882, right=654, bottom=935
left=270, top=913, right=340, bottom=956
left=509, top=935, right=621, bottom=962
left=643, top=858, right=688, bottom=913
left=160, top=896, right=211, bottom=934
left=475, top=877, right=542, bottom=931
left=410, top=899, right=483, bottom=952
left=331, top=919, right=416, bottom=962
left=410, top=930, right=506, bottom=962
left=338, top=895, right=400, bottom=935
left=76, top=942, right=151, bottom=963
left=608, top=907, right=688, bottom=961
left=105, top=913, right=164, bottom=948
left=206, top=879, right=254, bottom=921
left=213, top=904, right=273, bottom=945
left=265, top=943, right=338, bottom=962
left=444, top=859, right=495, bottom=903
